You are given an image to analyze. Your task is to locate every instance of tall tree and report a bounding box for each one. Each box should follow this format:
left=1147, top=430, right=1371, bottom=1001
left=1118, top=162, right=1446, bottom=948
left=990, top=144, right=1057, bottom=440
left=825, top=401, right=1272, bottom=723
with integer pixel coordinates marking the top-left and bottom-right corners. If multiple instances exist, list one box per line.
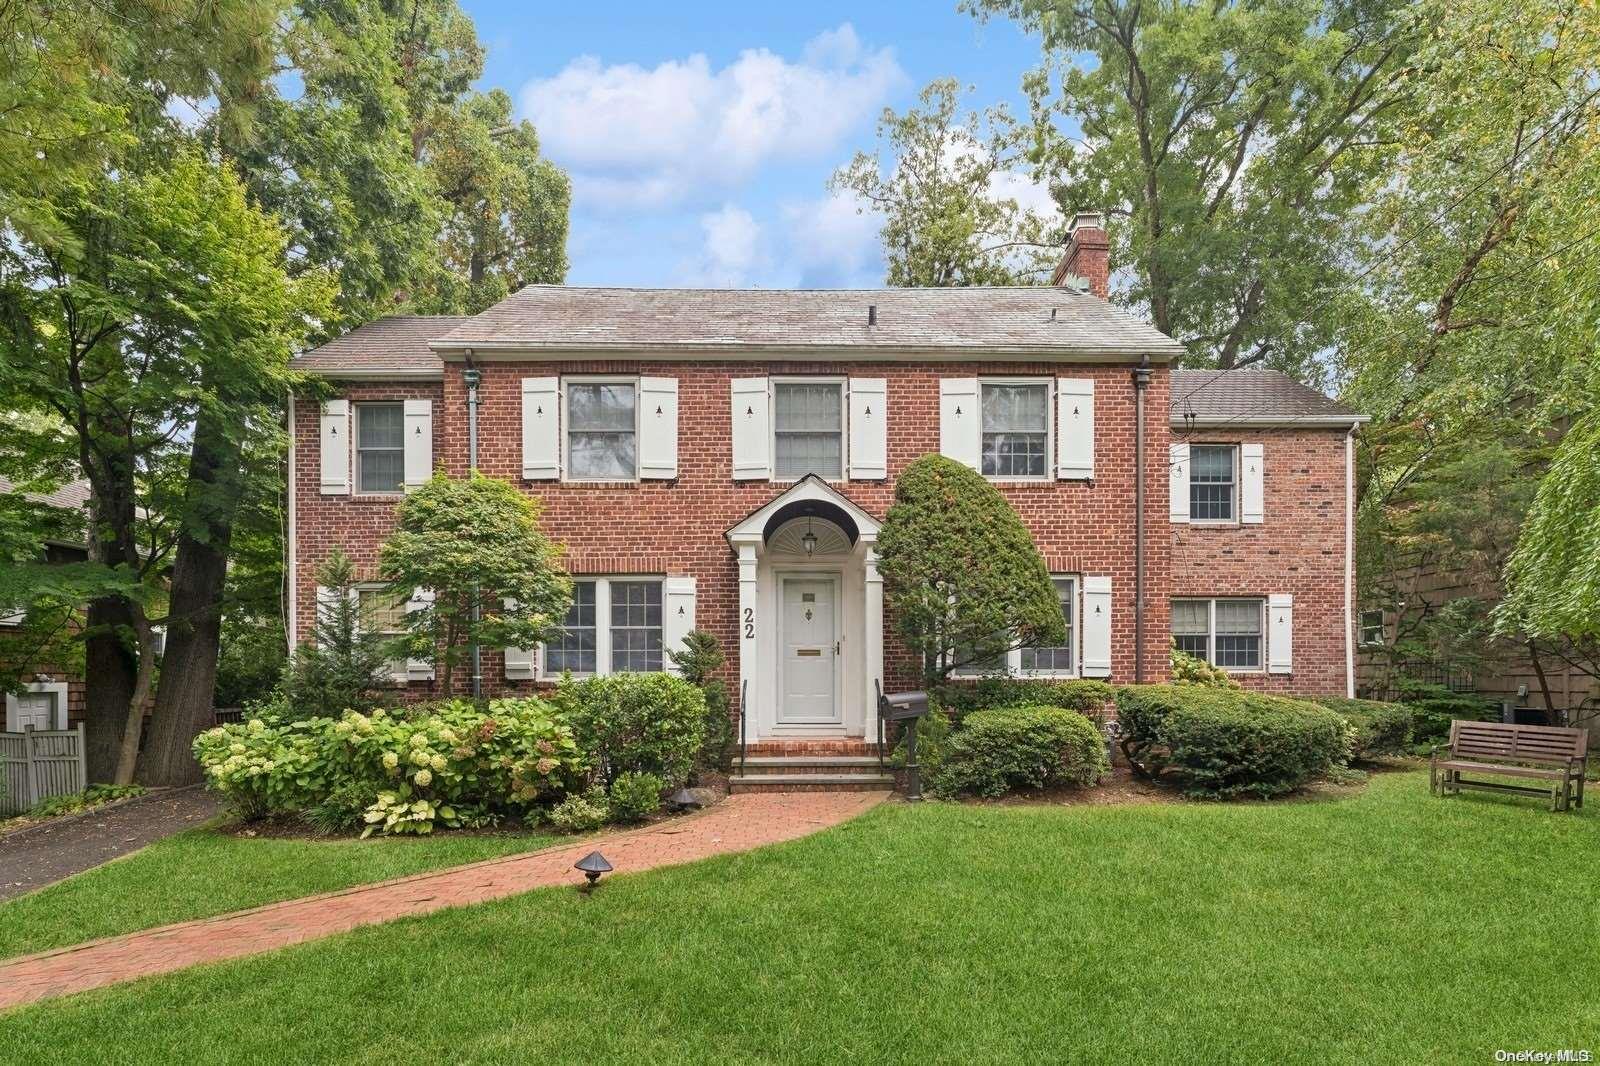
left=831, top=79, right=1060, bottom=287
left=969, top=0, right=1415, bottom=376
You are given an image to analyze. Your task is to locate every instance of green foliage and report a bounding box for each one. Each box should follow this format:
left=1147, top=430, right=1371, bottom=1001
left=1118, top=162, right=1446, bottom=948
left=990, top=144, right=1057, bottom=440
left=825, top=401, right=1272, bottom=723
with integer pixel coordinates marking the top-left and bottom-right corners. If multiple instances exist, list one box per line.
left=935, top=677, right=1115, bottom=718
left=1503, top=406, right=1600, bottom=646
left=877, top=455, right=1064, bottom=685
left=1115, top=685, right=1347, bottom=798
left=930, top=706, right=1108, bottom=799
left=23, top=784, right=147, bottom=821
left=378, top=473, right=571, bottom=694
left=553, top=673, right=708, bottom=789
left=667, top=630, right=734, bottom=774
left=283, top=550, right=394, bottom=719
left=1310, top=697, right=1414, bottom=759
left=830, top=79, right=1059, bottom=286
left=1169, top=646, right=1240, bottom=689
left=608, top=771, right=664, bottom=823
left=215, top=615, right=288, bottom=710
left=191, top=698, right=585, bottom=835
left=547, top=790, right=610, bottom=833
left=1388, top=680, right=1498, bottom=741
left=889, top=708, right=955, bottom=783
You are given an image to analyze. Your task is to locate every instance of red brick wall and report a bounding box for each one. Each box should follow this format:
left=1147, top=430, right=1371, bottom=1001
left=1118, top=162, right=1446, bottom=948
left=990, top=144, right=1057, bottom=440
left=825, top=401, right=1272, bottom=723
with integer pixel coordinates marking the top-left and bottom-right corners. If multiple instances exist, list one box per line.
left=1170, top=426, right=1352, bottom=697
left=291, top=361, right=1176, bottom=700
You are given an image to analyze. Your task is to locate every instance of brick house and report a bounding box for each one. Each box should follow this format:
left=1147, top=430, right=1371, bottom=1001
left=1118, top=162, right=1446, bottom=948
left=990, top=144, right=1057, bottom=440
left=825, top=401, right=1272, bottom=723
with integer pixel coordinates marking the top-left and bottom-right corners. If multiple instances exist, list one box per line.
left=288, top=215, right=1365, bottom=759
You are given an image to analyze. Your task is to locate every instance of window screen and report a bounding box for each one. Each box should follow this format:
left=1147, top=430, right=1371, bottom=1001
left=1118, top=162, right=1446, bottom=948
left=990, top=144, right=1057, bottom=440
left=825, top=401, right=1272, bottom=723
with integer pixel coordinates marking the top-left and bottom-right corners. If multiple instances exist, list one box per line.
left=1213, top=599, right=1262, bottom=669
left=609, top=580, right=663, bottom=672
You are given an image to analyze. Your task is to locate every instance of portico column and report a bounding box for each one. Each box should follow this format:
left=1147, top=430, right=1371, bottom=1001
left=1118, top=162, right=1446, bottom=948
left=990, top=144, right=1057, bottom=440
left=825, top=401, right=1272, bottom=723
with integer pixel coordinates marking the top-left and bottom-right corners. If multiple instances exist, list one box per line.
left=735, top=539, right=760, bottom=741
left=863, top=539, right=884, bottom=741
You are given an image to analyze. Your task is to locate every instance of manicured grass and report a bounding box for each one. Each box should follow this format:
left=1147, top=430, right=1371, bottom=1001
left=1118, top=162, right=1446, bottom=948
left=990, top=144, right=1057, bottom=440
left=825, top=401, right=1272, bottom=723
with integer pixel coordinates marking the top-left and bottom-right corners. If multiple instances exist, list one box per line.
left=3, top=771, right=1597, bottom=1063
left=0, top=823, right=556, bottom=959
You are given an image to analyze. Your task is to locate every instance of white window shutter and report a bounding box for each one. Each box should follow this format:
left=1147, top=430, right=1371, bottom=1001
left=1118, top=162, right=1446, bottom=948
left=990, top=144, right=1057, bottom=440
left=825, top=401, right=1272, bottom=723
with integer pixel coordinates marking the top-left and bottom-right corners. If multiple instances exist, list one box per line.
left=848, top=378, right=888, bottom=480
left=1081, top=576, right=1112, bottom=677
left=319, top=400, right=349, bottom=495
left=731, top=377, right=771, bottom=480
left=521, top=377, right=561, bottom=480
left=1241, top=442, right=1264, bottom=524
left=1268, top=593, right=1293, bottom=674
left=314, top=586, right=339, bottom=648
left=403, top=399, right=432, bottom=491
left=638, top=377, right=679, bottom=479
left=404, top=588, right=435, bottom=681
left=1169, top=442, right=1190, bottom=523
left=662, top=577, right=697, bottom=674
left=1056, top=377, right=1094, bottom=480
left=502, top=596, right=535, bottom=680
left=939, top=378, right=980, bottom=470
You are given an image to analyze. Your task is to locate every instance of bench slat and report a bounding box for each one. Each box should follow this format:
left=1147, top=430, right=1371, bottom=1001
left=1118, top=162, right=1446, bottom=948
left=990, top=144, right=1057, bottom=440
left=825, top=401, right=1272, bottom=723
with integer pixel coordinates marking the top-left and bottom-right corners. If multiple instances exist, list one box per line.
left=1433, top=760, right=1571, bottom=780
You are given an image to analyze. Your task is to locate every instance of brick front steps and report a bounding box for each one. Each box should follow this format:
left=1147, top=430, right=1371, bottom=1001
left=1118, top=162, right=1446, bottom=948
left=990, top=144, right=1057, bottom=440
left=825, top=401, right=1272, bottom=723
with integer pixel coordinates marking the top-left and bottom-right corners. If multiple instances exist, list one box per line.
left=731, top=747, right=896, bottom=793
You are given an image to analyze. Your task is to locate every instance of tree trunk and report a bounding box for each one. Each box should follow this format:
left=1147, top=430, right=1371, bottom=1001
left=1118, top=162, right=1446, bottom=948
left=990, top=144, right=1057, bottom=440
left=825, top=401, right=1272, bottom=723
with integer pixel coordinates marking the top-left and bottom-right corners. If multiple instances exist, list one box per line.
left=82, top=596, right=136, bottom=782
left=137, top=413, right=245, bottom=786
left=114, top=609, right=160, bottom=784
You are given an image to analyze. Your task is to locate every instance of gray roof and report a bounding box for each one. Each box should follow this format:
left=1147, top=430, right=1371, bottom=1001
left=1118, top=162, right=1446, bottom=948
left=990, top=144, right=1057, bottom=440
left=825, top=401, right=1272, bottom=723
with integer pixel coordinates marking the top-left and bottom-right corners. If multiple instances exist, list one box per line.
left=1171, top=369, right=1366, bottom=427
left=291, top=316, right=468, bottom=377
left=430, top=286, right=1185, bottom=360
left=0, top=476, right=89, bottom=511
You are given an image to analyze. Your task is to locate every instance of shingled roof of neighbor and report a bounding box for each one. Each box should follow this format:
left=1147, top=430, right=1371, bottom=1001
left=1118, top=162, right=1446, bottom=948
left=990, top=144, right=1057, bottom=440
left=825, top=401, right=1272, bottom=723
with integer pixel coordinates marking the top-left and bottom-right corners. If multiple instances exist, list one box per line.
left=1170, top=369, right=1366, bottom=427
left=290, top=316, right=469, bottom=376
left=428, top=286, right=1187, bottom=359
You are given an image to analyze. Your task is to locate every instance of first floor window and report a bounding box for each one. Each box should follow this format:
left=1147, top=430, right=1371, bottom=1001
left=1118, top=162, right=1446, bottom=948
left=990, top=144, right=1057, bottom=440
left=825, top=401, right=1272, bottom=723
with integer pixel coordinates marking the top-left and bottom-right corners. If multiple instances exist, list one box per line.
left=773, top=381, right=844, bottom=479
left=1172, top=597, right=1264, bottom=670
left=356, top=402, right=404, bottom=493
left=356, top=585, right=408, bottom=677
left=981, top=381, right=1049, bottom=478
left=542, top=577, right=663, bottom=677
left=566, top=381, right=637, bottom=480
left=1360, top=609, right=1385, bottom=646
left=1189, top=444, right=1237, bottom=521
left=1020, top=576, right=1077, bottom=674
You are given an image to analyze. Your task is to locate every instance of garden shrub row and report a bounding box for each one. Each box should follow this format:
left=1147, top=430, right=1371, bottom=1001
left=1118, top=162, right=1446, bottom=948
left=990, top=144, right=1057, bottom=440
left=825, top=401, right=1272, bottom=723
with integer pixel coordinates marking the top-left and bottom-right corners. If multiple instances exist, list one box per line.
left=1116, top=685, right=1348, bottom=799
left=934, top=677, right=1115, bottom=718
left=930, top=705, right=1108, bottom=799
left=1308, top=697, right=1415, bottom=759
left=194, top=673, right=706, bottom=836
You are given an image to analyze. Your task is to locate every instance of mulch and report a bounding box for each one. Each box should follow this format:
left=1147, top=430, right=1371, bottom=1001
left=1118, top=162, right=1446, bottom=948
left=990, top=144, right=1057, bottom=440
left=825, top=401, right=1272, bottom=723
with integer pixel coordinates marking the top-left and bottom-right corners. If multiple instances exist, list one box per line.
left=0, top=787, right=222, bottom=902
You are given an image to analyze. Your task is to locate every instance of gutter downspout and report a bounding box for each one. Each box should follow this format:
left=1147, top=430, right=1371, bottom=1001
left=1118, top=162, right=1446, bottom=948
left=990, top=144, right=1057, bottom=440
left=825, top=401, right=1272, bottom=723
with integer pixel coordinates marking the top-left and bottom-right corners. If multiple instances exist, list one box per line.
left=463, top=355, right=483, bottom=700
left=1345, top=426, right=1356, bottom=698
left=1133, top=355, right=1152, bottom=683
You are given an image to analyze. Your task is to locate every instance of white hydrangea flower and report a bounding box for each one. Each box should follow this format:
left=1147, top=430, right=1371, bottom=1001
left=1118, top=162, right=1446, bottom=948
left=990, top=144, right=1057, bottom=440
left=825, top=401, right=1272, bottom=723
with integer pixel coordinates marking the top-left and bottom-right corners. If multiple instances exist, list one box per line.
left=410, top=748, right=432, bottom=767
left=409, top=733, right=429, bottom=748
left=413, top=769, right=432, bottom=787
left=247, top=719, right=266, bottom=733
left=430, top=754, right=447, bottom=772
left=382, top=752, right=400, bottom=770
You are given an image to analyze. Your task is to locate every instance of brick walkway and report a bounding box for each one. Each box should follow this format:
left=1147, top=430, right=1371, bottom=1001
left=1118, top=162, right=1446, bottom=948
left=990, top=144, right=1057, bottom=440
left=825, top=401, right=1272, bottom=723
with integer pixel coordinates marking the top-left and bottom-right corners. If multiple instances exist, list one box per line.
left=0, top=790, right=887, bottom=1012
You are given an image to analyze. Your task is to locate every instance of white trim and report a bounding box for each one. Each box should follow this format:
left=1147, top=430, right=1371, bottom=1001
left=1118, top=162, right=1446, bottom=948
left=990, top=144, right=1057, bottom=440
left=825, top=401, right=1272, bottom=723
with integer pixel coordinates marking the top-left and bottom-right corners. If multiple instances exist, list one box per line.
left=6, top=680, right=69, bottom=731
left=561, top=376, right=642, bottom=484
left=722, top=475, right=882, bottom=544
left=978, top=377, right=1055, bottom=483
left=1186, top=443, right=1241, bottom=526
left=287, top=392, right=297, bottom=650
left=1345, top=428, right=1356, bottom=697
left=769, top=376, right=848, bottom=483
left=1173, top=596, right=1267, bottom=674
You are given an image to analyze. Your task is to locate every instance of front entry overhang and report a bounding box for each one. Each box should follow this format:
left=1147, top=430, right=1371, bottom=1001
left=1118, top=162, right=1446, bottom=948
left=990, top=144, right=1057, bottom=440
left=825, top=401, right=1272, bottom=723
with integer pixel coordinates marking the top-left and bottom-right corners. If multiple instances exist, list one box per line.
left=722, top=473, right=882, bottom=550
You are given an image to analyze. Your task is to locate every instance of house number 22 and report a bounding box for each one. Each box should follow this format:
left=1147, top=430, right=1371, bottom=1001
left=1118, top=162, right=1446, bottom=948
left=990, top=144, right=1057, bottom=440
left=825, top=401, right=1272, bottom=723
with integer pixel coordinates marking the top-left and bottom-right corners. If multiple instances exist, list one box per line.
left=743, top=607, right=755, bottom=639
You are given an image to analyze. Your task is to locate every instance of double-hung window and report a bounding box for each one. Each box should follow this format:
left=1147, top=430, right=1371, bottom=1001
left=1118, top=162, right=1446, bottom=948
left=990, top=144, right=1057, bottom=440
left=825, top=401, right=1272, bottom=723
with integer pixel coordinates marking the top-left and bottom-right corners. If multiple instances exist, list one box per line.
left=1189, top=445, right=1237, bottom=521
left=1019, top=576, right=1077, bottom=675
left=542, top=577, right=664, bottom=677
left=981, top=381, right=1050, bottom=478
left=773, top=381, right=844, bottom=479
left=356, top=585, right=408, bottom=677
left=1173, top=597, right=1264, bottom=671
left=356, top=403, right=405, bottom=493
left=1360, top=609, right=1385, bottom=646
left=566, top=381, right=638, bottom=480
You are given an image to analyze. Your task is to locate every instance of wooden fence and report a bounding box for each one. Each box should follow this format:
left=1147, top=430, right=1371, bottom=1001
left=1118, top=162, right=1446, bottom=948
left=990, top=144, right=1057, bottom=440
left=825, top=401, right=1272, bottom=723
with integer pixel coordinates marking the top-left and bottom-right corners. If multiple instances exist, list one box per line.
left=0, top=724, right=86, bottom=817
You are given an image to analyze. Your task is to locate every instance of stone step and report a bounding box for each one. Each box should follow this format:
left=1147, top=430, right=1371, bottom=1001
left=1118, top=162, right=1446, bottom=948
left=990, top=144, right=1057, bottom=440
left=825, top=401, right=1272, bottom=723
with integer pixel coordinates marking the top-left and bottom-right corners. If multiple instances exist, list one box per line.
left=735, top=755, right=886, bottom=776
left=728, top=773, right=896, bottom=794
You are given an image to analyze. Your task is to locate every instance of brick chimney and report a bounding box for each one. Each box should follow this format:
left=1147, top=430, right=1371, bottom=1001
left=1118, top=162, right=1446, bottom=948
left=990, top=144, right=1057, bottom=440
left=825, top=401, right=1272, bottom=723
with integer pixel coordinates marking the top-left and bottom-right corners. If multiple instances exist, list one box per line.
left=1052, top=211, right=1109, bottom=298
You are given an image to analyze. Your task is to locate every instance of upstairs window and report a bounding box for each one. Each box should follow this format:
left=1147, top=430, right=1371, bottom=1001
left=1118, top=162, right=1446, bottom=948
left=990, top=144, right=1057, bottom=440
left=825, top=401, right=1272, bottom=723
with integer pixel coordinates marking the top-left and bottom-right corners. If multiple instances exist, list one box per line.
left=1189, top=445, right=1237, bottom=521
left=981, top=381, right=1050, bottom=478
left=1360, top=609, right=1386, bottom=646
left=566, top=381, right=637, bottom=480
left=1173, top=597, right=1264, bottom=671
left=356, top=403, right=404, bottom=493
left=773, top=381, right=844, bottom=479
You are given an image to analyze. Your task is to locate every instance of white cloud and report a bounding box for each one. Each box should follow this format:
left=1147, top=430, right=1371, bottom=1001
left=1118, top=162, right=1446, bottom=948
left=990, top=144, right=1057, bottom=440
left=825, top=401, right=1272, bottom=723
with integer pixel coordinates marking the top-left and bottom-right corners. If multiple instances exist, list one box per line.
left=693, top=204, right=764, bottom=285
left=520, top=24, right=905, bottom=210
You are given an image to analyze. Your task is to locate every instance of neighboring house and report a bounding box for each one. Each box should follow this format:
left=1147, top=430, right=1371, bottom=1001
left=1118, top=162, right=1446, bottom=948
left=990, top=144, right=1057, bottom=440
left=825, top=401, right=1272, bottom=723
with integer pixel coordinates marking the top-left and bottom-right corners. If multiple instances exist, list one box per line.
left=0, top=477, right=89, bottom=733
left=287, top=214, right=1365, bottom=760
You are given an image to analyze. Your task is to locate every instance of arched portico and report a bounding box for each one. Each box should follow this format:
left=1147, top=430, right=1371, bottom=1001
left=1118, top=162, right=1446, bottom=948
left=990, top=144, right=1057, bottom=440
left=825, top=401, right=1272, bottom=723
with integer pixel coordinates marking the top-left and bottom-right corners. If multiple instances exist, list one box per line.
left=724, top=476, right=884, bottom=742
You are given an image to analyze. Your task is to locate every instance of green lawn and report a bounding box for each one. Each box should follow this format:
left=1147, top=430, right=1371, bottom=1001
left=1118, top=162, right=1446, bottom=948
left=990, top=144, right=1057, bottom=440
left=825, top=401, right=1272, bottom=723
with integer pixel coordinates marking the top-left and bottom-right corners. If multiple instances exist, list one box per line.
left=0, top=823, right=556, bottom=959
left=3, top=770, right=1597, bottom=1063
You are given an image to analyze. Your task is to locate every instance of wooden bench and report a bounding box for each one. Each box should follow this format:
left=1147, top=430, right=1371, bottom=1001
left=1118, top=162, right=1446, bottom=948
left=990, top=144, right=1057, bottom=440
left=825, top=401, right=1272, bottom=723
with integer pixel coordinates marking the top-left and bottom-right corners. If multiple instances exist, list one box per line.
left=1430, top=720, right=1588, bottom=811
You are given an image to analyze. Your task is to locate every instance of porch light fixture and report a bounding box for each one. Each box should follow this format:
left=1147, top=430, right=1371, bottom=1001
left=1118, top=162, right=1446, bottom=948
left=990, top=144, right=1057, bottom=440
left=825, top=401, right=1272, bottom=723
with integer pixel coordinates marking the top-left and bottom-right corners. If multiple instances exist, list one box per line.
left=801, top=518, right=818, bottom=556
left=574, top=851, right=612, bottom=893
left=669, top=787, right=704, bottom=812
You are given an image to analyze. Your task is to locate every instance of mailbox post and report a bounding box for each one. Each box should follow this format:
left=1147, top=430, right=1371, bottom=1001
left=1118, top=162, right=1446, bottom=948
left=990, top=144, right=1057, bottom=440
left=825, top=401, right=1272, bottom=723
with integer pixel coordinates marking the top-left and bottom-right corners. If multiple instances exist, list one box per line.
left=879, top=689, right=930, bottom=802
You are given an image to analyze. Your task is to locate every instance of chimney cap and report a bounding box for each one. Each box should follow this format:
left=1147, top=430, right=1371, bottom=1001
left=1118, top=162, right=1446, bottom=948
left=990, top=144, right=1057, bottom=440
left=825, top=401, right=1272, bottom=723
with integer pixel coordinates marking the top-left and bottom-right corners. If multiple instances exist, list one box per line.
left=1069, top=211, right=1104, bottom=234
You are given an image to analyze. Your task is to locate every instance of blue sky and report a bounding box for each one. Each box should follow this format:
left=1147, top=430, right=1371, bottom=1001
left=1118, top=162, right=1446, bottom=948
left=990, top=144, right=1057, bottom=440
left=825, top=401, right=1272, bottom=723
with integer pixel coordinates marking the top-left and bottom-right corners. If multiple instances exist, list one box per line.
left=463, top=1, right=1050, bottom=288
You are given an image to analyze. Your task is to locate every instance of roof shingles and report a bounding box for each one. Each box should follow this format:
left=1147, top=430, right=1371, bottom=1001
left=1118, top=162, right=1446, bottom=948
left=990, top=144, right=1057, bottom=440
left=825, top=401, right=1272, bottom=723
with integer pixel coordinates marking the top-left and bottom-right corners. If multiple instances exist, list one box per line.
left=1170, top=369, right=1365, bottom=426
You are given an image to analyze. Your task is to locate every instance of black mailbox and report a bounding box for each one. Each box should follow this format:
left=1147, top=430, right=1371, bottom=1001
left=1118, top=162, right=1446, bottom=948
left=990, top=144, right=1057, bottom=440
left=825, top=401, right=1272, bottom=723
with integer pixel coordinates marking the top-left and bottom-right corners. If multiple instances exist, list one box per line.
left=876, top=684, right=930, bottom=802
left=880, top=690, right=928, bottom=723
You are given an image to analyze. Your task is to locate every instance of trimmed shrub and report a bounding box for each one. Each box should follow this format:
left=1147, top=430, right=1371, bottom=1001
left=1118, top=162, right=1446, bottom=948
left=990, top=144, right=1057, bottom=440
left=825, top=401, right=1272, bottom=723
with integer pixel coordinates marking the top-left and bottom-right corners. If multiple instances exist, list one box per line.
left=1310, top=697, right=1414, bottom=759
left=192, top=698, right=586, bottom=835
left=548, top=789, right=609, bottom=833
left=935, top=678, right=1115, bottom=719
left=1115, top=684, right=1347, bottom=799
left=553, top=672, right=707, bottom=788
left=931, top=705, right=1109, bottom=799
left=666, top=630, right=734, bottom=774
left=609, top=771, right=664, bottom=822
left=1390, top=679, right=1498, bottom=740
left=1169, top=646, right=1240, bottom=689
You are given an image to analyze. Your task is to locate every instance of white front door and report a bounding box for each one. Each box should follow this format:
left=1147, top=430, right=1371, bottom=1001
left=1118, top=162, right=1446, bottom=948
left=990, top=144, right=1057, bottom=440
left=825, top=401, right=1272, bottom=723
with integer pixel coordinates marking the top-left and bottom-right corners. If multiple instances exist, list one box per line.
left=11, top=691, right=56, bottom=732
left=779, top=577, right=840, bottom=725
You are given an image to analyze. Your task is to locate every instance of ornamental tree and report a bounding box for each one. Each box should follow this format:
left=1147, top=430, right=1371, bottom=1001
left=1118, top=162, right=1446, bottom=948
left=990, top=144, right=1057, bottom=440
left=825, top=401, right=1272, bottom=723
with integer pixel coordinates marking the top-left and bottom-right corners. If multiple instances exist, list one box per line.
left=378, top=473, right=571, bottom=694
left=875, top=454, right=1064, bottom=688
